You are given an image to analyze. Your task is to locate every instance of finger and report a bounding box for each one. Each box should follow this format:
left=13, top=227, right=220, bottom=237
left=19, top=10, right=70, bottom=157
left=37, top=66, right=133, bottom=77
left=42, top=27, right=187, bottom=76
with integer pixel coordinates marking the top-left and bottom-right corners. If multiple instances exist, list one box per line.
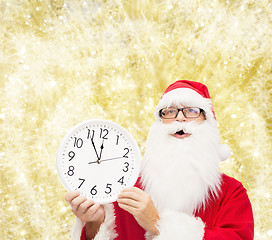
left=118, top=191, right=139, bottom=201
left=118, top=202, right=137, bottom=215
left=76, top=199, right=96, bottom=215
left=85, top=202, right=101, bottom=216
left=121, top=187, right=143, bottom=195
left=70, top=195, right=87, bottom=212
left=121, top=187, right=147, bottom=199
left=117, top=197, right=139, bottom=209
left=118, top=188, right=143, bottom=201
left=65, top=190, right=81, bottom=203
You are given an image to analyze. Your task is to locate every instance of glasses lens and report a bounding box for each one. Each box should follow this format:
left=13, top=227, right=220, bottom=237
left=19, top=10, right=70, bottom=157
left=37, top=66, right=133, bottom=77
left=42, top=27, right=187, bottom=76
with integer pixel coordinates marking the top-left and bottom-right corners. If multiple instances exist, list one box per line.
left=160, top=108, right=178, bottom=119
left=183, top=107, right=201, bottom=118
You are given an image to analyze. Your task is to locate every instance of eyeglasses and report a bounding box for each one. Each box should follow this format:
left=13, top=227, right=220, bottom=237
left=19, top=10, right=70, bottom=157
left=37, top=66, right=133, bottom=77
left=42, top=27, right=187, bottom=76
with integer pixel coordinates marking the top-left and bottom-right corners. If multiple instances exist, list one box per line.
left=159, top=107, right=205, bottom=119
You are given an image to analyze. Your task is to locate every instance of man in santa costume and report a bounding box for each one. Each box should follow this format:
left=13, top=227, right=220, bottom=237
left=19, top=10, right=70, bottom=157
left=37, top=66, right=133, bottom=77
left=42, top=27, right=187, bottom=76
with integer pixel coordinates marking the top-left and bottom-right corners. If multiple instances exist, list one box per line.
left=65, top=80, right=254, bottom=240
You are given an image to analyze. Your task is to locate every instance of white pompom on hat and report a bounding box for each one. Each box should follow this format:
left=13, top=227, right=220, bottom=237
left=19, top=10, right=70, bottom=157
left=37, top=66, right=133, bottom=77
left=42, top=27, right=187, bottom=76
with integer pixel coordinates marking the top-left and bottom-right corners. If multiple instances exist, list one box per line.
left=155, top=80, right=231, bottom=161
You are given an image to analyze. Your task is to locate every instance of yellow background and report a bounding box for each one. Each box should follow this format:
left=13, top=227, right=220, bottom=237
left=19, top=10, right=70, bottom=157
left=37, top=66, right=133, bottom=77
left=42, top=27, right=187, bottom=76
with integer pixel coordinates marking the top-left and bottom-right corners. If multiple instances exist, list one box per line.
left=1, top=0, right=271, bottom=239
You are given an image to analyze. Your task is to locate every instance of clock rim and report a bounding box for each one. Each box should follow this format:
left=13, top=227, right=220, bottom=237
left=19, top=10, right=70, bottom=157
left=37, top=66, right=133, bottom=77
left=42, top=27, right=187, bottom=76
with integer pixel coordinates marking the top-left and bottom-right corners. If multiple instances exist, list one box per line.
left=56, top=119, right=141, bottom=204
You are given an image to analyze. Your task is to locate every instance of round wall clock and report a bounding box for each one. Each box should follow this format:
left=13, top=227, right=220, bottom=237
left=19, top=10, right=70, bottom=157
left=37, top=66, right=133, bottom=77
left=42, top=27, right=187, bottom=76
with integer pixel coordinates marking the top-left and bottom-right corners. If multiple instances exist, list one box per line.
left=56, top=119, right=141, bottom=204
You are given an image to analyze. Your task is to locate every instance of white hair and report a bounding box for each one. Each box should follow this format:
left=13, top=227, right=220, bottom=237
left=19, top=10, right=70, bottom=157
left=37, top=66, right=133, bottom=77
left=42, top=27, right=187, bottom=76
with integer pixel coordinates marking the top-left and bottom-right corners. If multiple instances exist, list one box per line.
left=141, top=120, right=223, bottom=214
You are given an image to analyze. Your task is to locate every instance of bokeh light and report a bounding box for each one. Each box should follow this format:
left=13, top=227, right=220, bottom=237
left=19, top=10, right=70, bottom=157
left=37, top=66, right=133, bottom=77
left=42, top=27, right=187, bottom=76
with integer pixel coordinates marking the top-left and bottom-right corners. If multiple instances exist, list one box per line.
left=1, top=0, right=271, bottom=239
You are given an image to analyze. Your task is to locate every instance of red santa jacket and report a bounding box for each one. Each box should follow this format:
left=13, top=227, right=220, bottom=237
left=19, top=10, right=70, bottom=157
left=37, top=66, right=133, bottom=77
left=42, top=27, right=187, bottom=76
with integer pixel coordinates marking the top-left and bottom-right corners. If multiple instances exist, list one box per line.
left=78, top=174, right=254, bottom=240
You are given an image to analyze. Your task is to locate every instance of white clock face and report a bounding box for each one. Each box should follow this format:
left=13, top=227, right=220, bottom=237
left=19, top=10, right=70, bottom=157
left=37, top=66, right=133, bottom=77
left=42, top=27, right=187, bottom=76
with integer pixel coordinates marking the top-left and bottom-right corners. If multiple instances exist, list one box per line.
left=56, top=119, right=141, bottom=204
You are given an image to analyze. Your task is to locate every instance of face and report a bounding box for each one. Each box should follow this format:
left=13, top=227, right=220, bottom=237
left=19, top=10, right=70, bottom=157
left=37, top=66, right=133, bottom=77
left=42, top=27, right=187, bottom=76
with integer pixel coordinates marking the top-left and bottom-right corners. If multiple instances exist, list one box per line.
left=161, top=105, right=206, bottom=139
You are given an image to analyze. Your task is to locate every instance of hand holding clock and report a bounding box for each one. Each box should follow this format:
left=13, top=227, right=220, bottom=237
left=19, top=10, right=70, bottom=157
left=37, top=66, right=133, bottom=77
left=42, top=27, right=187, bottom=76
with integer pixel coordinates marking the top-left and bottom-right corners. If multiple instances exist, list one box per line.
left=65, top=191, right=105, bottom=239
left=59, top=120, right=142, bottom=238
left=65, top=190, right=105, bottom=222
left=66, top=187, right=159, bottom=238
left=118, top=187, right=159, bottom=235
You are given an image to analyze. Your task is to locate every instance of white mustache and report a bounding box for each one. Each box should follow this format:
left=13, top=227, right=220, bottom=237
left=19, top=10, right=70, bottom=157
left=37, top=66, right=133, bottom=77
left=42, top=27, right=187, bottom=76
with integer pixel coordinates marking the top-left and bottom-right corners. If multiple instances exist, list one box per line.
left=162, top=121, right=200, bottom=135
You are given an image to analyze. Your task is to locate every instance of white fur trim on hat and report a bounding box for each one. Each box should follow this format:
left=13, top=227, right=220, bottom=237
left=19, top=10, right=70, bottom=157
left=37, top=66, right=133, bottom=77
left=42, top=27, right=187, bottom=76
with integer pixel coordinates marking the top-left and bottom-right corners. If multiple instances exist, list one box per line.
left=155, top=88, right=216, bottom=125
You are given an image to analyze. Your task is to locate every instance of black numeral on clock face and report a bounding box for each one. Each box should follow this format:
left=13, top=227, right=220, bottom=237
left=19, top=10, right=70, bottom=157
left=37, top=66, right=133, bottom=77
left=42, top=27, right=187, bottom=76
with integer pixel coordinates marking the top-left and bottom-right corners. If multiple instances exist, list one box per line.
left=105, top=183, right=112, bottom=194
left=100, top=128, right=109, bottom=139
left=87, top=129, right=95, bottom=140
left=90, top=185, right=97, bottom=195
left=118, top=176, right=124, bottom=185
left=90, top=184, right=113, bottom=196
left=67, top=166, right=75, bottom=176
left=123, top=162, right=129, bottom=172
left=68, top=151, right=75, bottom=161
left=123, top=148, right=129, bottom=158
left=74, top=137, right=83, bottom=148
left=78, top=178, right=85, bottom=188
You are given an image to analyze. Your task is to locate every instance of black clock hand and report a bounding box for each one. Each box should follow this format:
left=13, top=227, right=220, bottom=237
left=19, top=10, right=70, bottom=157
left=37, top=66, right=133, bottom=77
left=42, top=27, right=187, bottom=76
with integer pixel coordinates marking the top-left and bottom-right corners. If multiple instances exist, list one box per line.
left=100, top=156, right=126, bottom=163
left=98, top=139, right=105, bottom=162
left=90, top=137, right=100, bottom=160
left=88, top=156, right=126, bottom=164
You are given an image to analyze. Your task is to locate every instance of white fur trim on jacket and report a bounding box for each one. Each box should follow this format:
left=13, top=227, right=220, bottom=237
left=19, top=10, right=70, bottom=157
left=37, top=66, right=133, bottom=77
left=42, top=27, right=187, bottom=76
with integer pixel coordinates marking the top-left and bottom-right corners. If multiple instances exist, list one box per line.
left=71, top=203, right=117, bottom=240
left=72, top=217, right=84, bottom=240
left=146, top=209, right=205, bottom=240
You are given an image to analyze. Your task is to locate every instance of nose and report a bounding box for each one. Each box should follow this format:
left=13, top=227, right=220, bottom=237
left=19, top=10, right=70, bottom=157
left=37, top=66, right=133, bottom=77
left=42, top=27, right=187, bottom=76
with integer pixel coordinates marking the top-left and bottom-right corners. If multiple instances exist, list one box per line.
left=175, top=110, right=187, bottom=122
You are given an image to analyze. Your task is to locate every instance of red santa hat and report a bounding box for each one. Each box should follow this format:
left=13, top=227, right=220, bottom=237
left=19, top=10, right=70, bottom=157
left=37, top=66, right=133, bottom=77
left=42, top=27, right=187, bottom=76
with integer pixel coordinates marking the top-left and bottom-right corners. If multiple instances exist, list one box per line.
left=155, top=80, right=216, bottom=123
left=155, top=80, right=231, bottom=161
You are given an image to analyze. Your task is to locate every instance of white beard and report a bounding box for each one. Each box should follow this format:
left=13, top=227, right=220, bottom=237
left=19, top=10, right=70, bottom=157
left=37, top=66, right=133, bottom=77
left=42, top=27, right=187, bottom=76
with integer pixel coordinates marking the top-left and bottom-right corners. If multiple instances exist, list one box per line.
left=140, top=120, right=222, bottom=215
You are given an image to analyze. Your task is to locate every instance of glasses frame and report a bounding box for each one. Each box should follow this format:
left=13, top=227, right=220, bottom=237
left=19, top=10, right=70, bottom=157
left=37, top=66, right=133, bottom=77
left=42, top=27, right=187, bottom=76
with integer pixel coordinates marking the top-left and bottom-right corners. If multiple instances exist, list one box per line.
left=159, top=107, right=205, bottom=119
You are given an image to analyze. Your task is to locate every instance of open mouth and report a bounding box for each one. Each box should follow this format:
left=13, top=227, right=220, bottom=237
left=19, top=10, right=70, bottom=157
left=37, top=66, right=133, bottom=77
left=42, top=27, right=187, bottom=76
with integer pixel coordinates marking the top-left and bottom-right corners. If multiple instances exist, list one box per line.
left=175, top=130, right=185, bottom=136
left=172, top=129, right=191, bottom=139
